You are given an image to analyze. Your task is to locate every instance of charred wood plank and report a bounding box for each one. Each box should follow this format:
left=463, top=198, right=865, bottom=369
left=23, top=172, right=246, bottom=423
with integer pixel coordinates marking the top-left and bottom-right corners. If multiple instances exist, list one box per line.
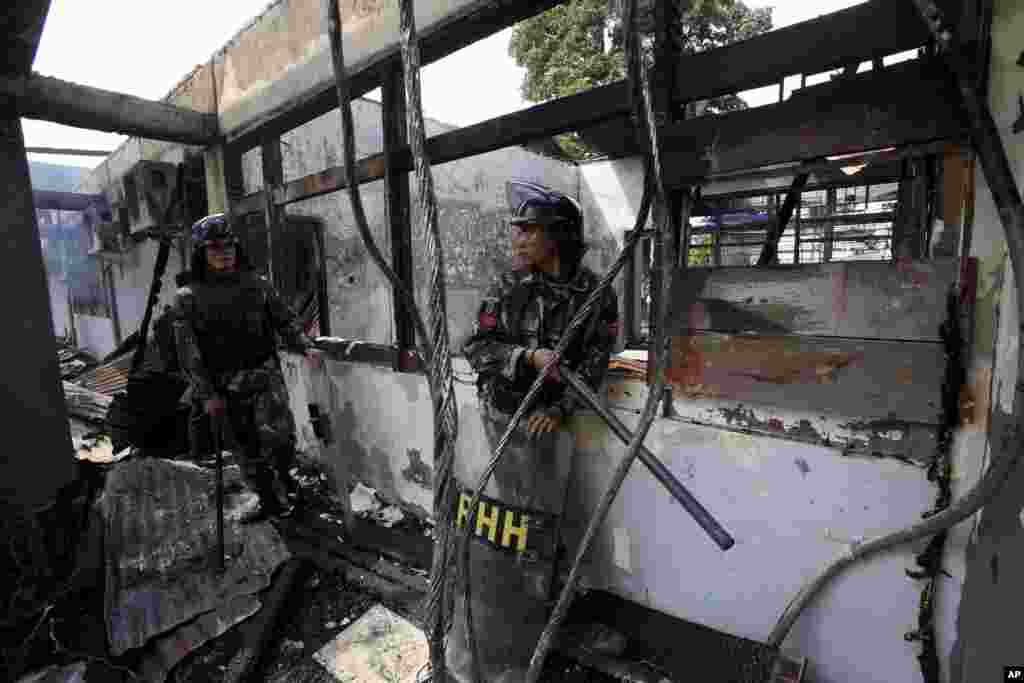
left=671, top=0, right=961, bottom=104
left=659, top=60, right=964, bottom=185
left=758, top=173, right=808, bottom=265
left=0, top=73, right=219, bottom=145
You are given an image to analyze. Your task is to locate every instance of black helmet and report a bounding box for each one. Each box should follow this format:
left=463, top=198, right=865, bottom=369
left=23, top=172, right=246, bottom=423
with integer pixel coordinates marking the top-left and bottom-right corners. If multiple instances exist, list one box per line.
left=190, top=213, right=237, bottom=249
left=506, top=181, right=585, bottom=263
left=189, top=213, right=247, bottom=281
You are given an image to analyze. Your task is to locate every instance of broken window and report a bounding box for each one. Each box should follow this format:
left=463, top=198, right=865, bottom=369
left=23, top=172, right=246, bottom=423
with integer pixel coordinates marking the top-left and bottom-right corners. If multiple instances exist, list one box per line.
left=625, top=176, right=920, bottom=347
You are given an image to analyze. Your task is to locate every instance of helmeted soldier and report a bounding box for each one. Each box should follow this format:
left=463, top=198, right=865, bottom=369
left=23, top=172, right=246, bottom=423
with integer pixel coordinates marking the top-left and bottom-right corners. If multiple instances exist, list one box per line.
left=172, top=213, right=318, bottom=517
left=464, top=180, right=620, bottom=432
left=446, top=181, right=620, bottom=683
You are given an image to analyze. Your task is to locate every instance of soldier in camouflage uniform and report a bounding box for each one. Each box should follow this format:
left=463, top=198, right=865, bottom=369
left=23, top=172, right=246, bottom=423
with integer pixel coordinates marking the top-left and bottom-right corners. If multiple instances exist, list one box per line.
left=447, top=182, right=619, bottom=683
left=173, top=214, right=318, bottom=517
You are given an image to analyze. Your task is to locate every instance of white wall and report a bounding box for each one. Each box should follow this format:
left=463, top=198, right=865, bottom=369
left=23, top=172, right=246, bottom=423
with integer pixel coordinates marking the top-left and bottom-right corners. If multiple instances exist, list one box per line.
left=48, top=276, right=69, bottom=339
left=75, top=314, right=117, bottom=358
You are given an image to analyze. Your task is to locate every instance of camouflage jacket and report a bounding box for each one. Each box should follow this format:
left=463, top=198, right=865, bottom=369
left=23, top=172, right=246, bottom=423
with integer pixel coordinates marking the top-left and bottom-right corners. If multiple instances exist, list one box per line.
left=172, top=270, right=311, bottom=402
left=463, top=265, right=620, bottom=418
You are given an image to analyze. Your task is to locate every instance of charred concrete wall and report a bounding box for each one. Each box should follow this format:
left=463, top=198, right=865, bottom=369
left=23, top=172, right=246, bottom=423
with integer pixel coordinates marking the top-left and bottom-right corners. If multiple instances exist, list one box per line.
left=949, top=1, right=1024, bottom=681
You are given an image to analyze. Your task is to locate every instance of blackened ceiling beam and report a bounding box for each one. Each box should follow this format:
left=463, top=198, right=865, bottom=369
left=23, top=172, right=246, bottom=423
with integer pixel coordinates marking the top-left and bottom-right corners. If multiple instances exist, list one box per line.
left=1, top=0, right=52, bottom=77
left=226, top=0, right=567, bottom=151
left=235, top=58, right=964, bottom=216
left=0, top=73, right=220, bottom=146
left=658, top=60, right=965, bottom=187
left=672, top=0, right=964, bottom=104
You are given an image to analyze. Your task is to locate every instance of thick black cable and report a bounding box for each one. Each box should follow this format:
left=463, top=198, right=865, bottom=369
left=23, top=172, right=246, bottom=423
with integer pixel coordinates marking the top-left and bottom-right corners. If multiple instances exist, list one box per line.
left=523, top=0, right=679, bottom=678
left=396, top=0, right=462, bottom=680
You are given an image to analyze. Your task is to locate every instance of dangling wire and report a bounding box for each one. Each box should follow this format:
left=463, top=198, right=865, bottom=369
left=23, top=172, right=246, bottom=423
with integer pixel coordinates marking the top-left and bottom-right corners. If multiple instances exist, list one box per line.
left=396, top=0, right=462, bottom=680
left=523, top=0, right=679, bottom=679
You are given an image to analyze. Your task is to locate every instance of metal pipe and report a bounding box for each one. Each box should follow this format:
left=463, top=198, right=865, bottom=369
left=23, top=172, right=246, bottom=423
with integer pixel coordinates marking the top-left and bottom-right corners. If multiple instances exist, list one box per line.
left=560, top=365, right=734, bottom=550
left=212, top=413, right=225, bottom=574
left=524, top=3, right=684, bottom=678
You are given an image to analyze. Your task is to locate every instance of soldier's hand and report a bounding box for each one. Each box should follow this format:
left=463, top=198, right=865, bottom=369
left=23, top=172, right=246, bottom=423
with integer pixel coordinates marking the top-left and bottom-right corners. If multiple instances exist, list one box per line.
left=527, top=412, right=562, bottom=435
left=305, top=348, right=324, bottom=369
left=204, top=396, right=227, bottom=417
left=530, top=348, right=561, bottom=381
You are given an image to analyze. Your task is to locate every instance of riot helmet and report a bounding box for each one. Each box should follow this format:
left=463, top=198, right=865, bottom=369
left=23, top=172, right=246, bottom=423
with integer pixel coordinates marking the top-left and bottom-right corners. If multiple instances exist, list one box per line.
left=190, top=213, right=246, bottom=280
left=506, top=181, right=586, bottom=271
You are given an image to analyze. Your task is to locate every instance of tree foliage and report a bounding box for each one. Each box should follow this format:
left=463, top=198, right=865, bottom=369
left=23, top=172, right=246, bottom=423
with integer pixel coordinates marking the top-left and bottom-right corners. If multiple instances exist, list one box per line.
left=510, top=0, right=773, bottom=159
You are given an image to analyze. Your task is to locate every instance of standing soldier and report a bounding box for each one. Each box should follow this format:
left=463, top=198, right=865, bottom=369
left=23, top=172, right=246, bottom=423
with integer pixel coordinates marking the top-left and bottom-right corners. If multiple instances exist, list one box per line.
left=447, top=181, right=620, bottom=683
left=173, top=213, right=318, bottom=518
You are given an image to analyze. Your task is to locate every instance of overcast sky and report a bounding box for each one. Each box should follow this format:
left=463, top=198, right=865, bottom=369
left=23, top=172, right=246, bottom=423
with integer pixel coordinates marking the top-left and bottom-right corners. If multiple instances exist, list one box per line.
left=24, top=0, right=867, bottom=171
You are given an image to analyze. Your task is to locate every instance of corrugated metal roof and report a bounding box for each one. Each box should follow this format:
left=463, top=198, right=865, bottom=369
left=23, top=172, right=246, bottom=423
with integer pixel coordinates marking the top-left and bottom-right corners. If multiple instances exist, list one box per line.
left=99, top=458, right=290, bottom=656
left=75, top=345, right=164, bottom=397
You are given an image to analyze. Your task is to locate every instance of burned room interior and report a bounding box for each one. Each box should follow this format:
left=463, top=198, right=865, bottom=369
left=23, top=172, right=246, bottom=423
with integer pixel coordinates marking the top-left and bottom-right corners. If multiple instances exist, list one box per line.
left=3, top=0, right=1024, bottom=682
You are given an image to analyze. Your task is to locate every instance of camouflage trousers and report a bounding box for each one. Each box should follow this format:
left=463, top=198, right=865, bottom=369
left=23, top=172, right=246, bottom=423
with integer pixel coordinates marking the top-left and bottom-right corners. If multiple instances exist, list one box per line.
left=190, top=356, right=297, bottom=505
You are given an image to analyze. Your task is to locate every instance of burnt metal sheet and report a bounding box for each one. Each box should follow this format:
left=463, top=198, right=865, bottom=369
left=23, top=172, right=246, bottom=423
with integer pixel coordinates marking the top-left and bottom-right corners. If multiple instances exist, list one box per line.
left=137, top=595, right=262, bottom=683
left=668, top=334, right=945, bottom=425
left=99, top=458, right=290, bottom=656
left=668, top=259, right=962, bottom=342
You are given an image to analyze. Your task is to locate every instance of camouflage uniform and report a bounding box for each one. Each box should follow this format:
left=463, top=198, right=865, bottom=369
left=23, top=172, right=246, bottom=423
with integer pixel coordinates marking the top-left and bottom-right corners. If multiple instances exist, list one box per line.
left=173, top=269, right=311, bottom=508
left=446, top=265, right=619, bottom=683
left=463, top=265, right=620, bottom=421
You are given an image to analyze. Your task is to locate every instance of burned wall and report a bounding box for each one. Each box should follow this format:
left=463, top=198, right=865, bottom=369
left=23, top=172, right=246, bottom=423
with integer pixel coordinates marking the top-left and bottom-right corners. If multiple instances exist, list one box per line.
left=948, top=1, right=1024, bottom=681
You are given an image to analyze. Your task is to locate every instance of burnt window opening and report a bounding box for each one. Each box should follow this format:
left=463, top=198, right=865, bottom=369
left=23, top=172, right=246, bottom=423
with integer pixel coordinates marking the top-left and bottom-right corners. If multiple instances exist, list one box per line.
left=624, top=170, right=936, bottom=348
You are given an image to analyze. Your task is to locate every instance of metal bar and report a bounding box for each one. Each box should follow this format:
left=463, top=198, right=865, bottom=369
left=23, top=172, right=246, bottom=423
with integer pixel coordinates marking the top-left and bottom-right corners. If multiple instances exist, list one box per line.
left=381, top=60, right=417, bottom=372
left=315, top=220, right=331, bottom=337
left=260, top=137, right=284, bottom=286
left=104, top=264, right=122, bottom=347
left=672, top=0, right=957, bottom=104
left=232, top=80, right=630, bottom=214
left=212, top=414, right=225, bottom=574
left=1, top=73, right=219, bottom=146
left=758, top=172, right=809, bottom=264
left=25, top=147, right=113, bottom=157
left=560, top=365, right=734, bottom=550
left=824, top=188, right=837, bottom=262
left=229, top=0, right=946, bottom=153
left=237, top=60, right=957, bottom=216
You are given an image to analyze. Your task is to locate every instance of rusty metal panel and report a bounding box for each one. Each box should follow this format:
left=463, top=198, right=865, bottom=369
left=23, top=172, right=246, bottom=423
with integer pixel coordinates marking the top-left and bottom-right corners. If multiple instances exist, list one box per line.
left=608, top=378, right=938, bottom=464
left=99, top=458, right=290, bottom=656
left=668, top=259, right=961, bottom=342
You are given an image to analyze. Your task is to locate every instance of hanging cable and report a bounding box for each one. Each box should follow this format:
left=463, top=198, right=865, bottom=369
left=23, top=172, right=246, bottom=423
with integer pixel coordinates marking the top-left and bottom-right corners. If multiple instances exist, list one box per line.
left=522, top=0, right=680, bottom=678
left=396, top=0, right=462, bottom=680
left=321, top=9, right=452, bottom=682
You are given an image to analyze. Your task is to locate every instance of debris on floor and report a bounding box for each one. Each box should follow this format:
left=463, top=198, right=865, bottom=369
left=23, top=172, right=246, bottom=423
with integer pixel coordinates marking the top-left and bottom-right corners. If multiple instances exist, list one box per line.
left=72, top=432, right=127, bottom=464
left=349, top=482, right=380, bottom=515
left=98, top=457, right=290, bottom=656
left=136, top=595, right=262, bottom=683
left=348, top=482, right=406, bottom=528
left=62, top=381, right=112, bottom=423
left=15, top=661, right=88, bottom=683
left=312, top=604, right=428, bottom=683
